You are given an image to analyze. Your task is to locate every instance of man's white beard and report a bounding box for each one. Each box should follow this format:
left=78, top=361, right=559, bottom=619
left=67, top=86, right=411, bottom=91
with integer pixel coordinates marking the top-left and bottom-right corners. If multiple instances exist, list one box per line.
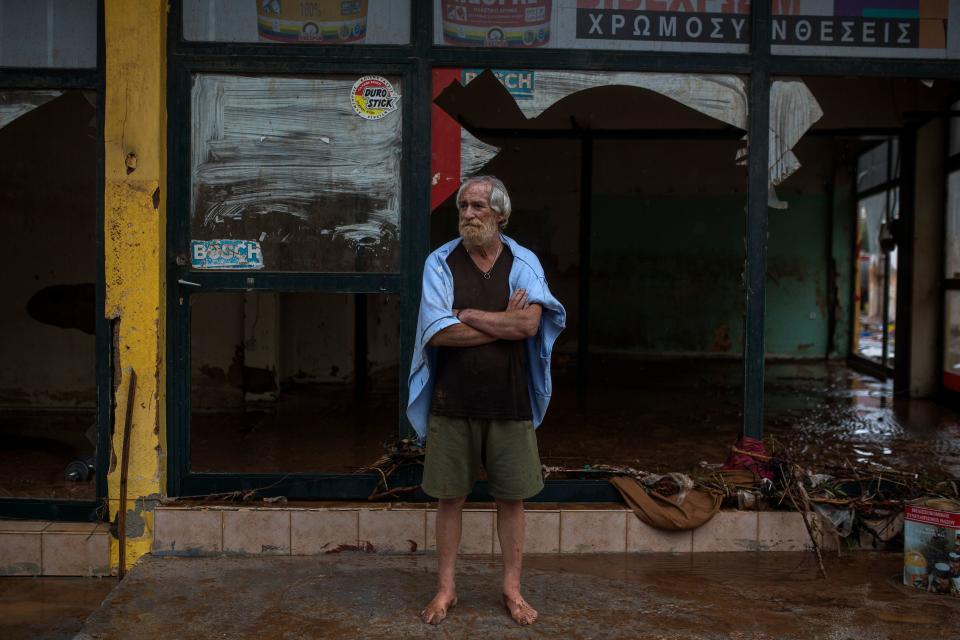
left=460, top=219, right=497, bottom=246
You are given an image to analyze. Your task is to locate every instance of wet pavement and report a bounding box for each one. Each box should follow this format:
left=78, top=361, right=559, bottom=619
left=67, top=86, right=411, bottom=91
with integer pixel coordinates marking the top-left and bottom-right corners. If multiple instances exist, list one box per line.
left=75, top=552, right=960, bottom=639
left=0, top=576, right=115, bottom=640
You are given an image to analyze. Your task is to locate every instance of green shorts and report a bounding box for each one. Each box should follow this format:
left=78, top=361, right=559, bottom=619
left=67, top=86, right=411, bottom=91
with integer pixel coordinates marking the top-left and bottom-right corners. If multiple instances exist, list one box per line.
left=421, top=414, right=544, bottom=500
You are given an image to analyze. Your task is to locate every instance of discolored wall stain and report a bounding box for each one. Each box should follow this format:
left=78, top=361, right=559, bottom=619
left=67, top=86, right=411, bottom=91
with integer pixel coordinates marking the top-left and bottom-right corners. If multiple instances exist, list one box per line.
left=226, top=344, right=277, bottom=395
left=710, top=325, right=732, bottom=353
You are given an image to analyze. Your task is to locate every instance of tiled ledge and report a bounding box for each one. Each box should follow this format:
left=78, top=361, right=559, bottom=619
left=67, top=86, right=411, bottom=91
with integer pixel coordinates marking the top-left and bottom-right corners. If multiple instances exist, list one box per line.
left=153, top=504, right=833, bottom=556
left=0, top=520, right=111, bottom=576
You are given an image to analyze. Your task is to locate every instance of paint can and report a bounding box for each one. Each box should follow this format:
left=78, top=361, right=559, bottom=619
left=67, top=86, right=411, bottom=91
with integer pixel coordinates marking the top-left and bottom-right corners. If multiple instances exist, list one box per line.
left=903, top=498, right=960, bottom=595
left=440, top=0, right=551, bottom=48
left=949, top=551, right=960, bottom=575
left=904, top=551, right=929, bottom=589
left=257, top=0, right=368, bottom=43
left=932, top=562, right=952, bottom=594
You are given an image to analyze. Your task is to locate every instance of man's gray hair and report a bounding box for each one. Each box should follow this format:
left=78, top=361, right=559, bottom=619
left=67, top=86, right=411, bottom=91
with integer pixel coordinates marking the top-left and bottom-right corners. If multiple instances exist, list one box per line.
left=457, top=175, right=512, bottom=230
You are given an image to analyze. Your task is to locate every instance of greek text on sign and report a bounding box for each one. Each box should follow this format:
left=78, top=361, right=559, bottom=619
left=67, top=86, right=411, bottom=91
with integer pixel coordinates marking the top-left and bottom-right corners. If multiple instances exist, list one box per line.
left=351, top=76, right=400, bottom=120
left=463, top=69, right=536, bottom=100
left=576, top=1, right=940, bottom=49
left=191, top=240, right=264, bottom=270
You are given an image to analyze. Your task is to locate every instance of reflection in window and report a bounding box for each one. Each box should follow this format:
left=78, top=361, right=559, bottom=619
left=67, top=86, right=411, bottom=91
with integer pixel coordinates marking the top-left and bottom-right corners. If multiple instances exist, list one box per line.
left=190, top=74, right=402, bottom=272
left=854, top=189, right=898, bottom=365
left=948, top=171, right=960, bottom=279
left=946, top=293, right=960, bottom=392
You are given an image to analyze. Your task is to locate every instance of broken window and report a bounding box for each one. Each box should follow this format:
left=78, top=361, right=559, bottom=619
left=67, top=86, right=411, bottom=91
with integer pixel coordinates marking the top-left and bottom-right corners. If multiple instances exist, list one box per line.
left=0, top=90, right=98, bottom=499
left=430, top=68, right=774, bottom=472
left=0, top=0, right=97, bottom=67
left=190, top=292, right=399, bottom=474
left=190, top=74, right=402, bottom=272
left=183, top=0, right=411, bottom=44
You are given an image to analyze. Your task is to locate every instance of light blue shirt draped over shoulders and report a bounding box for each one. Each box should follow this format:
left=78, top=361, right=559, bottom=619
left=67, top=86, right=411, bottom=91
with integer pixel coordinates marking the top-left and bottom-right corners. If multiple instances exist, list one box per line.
left=406, top=234, right=566, bottom=441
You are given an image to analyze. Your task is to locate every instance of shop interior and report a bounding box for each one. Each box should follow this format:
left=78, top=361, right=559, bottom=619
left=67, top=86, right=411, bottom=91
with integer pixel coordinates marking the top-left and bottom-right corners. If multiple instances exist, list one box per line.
left=2, top=75, right=959, bottom=501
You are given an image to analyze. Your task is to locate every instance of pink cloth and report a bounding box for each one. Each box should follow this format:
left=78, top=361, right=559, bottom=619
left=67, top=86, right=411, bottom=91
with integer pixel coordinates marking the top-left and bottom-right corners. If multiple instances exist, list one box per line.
left=722, top=436, right=774, bottom=481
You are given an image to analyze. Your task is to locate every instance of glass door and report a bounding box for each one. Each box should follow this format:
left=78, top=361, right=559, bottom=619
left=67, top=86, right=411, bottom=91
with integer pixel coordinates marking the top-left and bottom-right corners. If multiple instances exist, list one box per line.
left=168, top=66, right=413, bottom=499
left=945, top=101, right=960, bottom=396
left=851, top=137, right=899, bottom=376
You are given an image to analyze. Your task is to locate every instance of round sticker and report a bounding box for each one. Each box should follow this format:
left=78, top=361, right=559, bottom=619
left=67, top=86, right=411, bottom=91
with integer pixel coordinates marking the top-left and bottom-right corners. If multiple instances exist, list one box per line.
left=351, top=76, right=400, bottom=121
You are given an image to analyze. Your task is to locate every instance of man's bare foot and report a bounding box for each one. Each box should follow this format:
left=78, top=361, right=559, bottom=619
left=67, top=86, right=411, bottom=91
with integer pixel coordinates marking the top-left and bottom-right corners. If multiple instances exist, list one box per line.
left=420, top=591, right=458, bottom=625
left=502, top=593, right=538, bottom=625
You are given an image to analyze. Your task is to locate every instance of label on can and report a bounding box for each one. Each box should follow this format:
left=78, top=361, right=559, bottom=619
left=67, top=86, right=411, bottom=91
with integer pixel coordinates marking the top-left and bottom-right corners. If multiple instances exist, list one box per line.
left=257, top=0, right=368, bottom=43
left=441, top=0, right=552, bottom=48
left=351, top=76, right=400, bottom=120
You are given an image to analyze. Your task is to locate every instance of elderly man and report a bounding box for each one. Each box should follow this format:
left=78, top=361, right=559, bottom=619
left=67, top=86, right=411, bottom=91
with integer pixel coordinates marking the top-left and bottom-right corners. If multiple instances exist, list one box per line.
left=407, top=175, right=565, bottom=626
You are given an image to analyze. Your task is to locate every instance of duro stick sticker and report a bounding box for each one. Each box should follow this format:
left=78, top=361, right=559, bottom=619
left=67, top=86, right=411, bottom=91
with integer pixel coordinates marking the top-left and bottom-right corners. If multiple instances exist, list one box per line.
left=351, top=76, right=400, bottom=120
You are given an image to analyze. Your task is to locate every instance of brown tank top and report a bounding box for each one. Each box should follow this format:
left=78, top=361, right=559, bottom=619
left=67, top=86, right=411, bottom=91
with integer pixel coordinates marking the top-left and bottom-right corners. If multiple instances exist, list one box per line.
left=431, top=243, right=532, bottom=420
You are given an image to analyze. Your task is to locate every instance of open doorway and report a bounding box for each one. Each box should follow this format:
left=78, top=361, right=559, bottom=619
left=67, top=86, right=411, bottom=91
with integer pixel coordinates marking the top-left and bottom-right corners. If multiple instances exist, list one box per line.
left=431, top=69, right=752, bottom=473
left=430, top=70, right=960, bottom=479
left=852, top=137, right=900, bottom=373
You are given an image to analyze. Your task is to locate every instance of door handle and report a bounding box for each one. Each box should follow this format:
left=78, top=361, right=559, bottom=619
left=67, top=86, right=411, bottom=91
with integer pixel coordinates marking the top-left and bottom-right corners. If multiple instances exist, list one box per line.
left=177, top=279, right=202, bottom=288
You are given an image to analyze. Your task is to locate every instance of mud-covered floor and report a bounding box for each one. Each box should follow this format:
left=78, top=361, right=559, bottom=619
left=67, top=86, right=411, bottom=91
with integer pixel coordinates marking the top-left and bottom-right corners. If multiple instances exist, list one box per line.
left=540, top=358, right=960, bottom=478
left=190, top=359, right=960, bottom=478
left=0, top=412, right=96, bottom=500
left=3, top=359, right=959, bottom=497
left=0, top=576, right=115, bottom=640
left=75, top=552, right=959, bottom=640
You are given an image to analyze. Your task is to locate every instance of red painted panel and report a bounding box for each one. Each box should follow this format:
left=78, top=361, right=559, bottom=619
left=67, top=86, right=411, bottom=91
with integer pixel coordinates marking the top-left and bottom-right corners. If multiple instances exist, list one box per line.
left=431, top=68, right=462, bottom=212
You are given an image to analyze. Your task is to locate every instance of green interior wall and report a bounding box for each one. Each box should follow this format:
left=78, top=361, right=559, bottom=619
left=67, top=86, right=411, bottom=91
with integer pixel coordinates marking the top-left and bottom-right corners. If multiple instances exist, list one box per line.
left=430, top=138, right=851, bottom=360
left=588, top=193, right=837, bottom=358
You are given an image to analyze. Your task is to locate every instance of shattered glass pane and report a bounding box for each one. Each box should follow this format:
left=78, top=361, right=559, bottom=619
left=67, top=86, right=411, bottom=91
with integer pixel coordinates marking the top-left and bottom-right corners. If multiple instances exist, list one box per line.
left=183, top=0, right=410, bottom=44
left=190, top=74, right=402, bottom=272
left=0, top=90, right=63, bottom=131
left=0, top=0, right=97, bottom=68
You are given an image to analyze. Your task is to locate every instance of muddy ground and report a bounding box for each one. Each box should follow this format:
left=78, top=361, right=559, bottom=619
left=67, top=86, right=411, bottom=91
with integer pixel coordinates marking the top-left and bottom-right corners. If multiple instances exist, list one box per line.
left=71, top=552, right=960, bottom=640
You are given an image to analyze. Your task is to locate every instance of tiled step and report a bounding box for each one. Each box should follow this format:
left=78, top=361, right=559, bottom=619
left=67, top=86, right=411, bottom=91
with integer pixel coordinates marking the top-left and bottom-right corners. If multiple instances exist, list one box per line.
left=0, top=520, right=111, bottom=576
left=153, top=504, right=836, bottom=556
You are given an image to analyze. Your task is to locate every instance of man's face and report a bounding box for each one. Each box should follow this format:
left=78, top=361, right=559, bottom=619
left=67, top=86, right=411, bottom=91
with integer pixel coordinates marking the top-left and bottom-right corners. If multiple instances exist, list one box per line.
left=457, top=182, right=503, bottom=246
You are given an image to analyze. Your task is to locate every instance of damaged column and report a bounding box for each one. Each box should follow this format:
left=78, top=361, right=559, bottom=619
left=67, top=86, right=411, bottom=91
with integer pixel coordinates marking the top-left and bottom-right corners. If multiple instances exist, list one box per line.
left=103, top=0, right=168, bottom=572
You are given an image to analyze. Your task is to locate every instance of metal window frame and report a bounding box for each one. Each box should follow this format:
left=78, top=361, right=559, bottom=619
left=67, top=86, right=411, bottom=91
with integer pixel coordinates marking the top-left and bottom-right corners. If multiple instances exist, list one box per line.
left=942, top=104, right=960, bottom=401
left=0, top=0, right=108, bottom=522
left=165, top=1, right=959, bottom=501
left=848, top=137, right=904, bottom=380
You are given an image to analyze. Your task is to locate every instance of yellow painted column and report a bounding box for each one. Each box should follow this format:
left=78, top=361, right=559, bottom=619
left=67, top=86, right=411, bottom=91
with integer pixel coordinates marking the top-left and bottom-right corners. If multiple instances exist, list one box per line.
left=104, top=0, right=167, bottom=573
